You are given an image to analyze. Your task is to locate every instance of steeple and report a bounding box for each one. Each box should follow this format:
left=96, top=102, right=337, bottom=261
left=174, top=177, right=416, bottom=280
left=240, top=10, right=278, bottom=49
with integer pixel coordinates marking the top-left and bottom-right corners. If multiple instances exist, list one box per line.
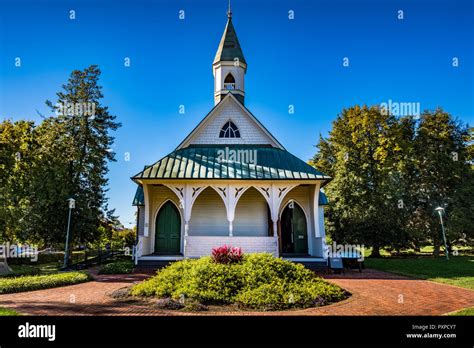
left=227, top=0, right=232, bottom=19
left=213, top=1, right=247, bottom=105
left=213, top=4, right=246, bottom=66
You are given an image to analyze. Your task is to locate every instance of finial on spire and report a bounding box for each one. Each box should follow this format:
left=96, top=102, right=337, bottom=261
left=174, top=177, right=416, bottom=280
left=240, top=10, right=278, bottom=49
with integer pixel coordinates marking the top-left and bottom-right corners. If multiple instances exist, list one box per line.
left=227, top=0, right=232, bottom=19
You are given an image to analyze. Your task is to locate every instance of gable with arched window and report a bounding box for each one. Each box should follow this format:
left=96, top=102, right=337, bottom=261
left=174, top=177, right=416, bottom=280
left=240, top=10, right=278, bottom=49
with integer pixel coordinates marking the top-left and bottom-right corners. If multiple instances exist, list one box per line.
left=219, top=120, right=240, bottom=138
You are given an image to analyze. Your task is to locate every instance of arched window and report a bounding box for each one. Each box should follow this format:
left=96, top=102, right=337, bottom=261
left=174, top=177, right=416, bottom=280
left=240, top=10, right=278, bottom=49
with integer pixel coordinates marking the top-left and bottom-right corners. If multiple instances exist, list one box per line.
left=224, top=73, right=236, bottom=90
left=219, top=121, right=240, bottom=138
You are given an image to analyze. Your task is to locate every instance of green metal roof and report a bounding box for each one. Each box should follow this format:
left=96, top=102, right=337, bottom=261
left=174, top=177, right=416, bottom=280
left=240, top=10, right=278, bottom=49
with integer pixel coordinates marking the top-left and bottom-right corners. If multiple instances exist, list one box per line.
left=213, top=17, right=246, bottom=65
left=132, top=145, right=331, bottom=181
left=132, top=184, right=144, bottom=206
left=319, top=191, right=329, bottom=206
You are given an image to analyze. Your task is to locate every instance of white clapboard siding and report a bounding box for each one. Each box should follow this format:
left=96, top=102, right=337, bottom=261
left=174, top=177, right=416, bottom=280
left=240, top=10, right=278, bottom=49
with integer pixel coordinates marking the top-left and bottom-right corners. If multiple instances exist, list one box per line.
left=233, top=188, right=269, bottom=236
left=189, top=187, right=228, bottom=236
left=189, top=100, right=274, bottom=146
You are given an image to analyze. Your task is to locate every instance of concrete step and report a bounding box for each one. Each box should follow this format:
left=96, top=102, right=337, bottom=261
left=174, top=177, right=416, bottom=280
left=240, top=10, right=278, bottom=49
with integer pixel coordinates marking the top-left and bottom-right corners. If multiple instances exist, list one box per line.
left=297, top=261, right=328, bottom=271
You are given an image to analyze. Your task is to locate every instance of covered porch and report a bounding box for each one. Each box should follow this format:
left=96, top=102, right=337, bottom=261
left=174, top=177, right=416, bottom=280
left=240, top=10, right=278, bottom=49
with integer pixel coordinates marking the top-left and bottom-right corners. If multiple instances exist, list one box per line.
left=133, top=181, right=329, bottom=263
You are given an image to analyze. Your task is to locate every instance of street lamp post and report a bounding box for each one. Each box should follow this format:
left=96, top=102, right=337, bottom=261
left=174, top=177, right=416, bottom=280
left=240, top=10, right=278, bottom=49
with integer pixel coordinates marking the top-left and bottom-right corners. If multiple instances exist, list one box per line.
left=434, top=207, right=449, bottom=260
left=63, top=198, right=76, bottom=269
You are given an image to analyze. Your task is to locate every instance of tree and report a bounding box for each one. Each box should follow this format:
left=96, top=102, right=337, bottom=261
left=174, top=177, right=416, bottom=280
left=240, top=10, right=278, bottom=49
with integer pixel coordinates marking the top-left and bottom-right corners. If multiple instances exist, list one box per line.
left=313, top=106, right=473, bottom=256
left=313, top=105, right=406, bottom=256
left=0, top=120, right=37, bottom=243
left=40, top=65, right=121, bottom=246
left=1, top=65, right=121, bottom=247
left=411, top=109, right=472, bottom=255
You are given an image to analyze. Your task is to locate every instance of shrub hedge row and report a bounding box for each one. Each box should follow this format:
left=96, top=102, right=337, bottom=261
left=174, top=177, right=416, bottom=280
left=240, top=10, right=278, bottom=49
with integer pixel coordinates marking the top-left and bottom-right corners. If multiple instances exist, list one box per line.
left=0, top=272, right=91, bottom=294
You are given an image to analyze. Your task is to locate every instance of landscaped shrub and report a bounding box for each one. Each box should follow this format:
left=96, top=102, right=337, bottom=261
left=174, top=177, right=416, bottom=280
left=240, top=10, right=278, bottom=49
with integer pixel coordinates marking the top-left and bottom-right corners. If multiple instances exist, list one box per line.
left=131, top=257, right=243, bottom=304
left=235, top=279, right=345, bottom=311
left=131, top=253, right=348, bottom=311
left=98, top=260, right=134, bottom=274
left=211, top=245, right=243, bottom=264
left=0, top=272, right=90, bottom=294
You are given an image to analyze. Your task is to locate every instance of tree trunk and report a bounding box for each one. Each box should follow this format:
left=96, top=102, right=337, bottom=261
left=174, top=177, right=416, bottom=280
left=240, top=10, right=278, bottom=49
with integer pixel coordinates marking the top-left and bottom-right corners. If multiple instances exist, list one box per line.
left=370, top=245, right=381, bottom=258
left=433, top=232, right=441, bottom=257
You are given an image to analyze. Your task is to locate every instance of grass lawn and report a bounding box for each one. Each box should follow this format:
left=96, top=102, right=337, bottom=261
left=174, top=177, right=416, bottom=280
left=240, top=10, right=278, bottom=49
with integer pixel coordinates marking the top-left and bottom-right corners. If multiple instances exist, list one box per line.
left=447, top=306, right=474, bottom=316
left=3, top=262, right=61, bottom=278
left=0, top=307, right=21, bottom=316
left=364, top=256, right=474, bottom=290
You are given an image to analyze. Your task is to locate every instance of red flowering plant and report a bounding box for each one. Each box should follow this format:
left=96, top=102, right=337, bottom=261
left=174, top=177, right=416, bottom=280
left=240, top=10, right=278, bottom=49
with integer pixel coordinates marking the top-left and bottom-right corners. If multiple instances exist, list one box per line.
left=211, top=245, right=243, bottom=264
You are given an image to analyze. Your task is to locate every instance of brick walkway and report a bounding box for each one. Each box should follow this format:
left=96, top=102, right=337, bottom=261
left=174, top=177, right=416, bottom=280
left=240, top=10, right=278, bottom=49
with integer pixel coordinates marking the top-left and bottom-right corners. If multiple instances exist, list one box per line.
left=0, top=269, right=473, bottom=316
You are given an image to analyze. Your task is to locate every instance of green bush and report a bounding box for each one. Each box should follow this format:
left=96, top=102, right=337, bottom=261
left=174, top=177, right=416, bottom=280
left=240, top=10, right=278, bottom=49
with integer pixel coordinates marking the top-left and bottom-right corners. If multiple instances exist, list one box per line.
left=0, top=307, right=21, bottom=316
left=0, top=272, right=90, bottom=294
left=131, top=253, right=348, bottom=311
left=235, top=279, right=346, bottom=311
left=98, top=260, right=134, bottom=274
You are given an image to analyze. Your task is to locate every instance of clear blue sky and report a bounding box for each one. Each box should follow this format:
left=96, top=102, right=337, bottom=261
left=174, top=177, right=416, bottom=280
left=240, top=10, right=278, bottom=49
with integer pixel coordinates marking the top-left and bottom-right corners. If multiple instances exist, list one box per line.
left=1, top=0, right=473, bottom=227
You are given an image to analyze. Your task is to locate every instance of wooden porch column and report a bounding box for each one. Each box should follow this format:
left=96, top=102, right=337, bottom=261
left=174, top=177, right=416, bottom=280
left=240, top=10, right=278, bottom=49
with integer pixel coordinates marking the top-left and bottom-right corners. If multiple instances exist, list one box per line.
left=184, top=221, right=189, bottom=237
left=228, top=220, right=233, bottom=237
left=143, top=184, right=150, bottom=237
left=313, top=182, right=321, bottom=238
left=272, top=220, right=279, bottom=257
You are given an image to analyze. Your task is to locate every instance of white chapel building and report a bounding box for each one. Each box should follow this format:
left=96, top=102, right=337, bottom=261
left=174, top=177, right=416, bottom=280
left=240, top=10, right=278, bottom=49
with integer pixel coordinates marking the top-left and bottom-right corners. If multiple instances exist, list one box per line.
left=132, top=7, right=330, bottom=265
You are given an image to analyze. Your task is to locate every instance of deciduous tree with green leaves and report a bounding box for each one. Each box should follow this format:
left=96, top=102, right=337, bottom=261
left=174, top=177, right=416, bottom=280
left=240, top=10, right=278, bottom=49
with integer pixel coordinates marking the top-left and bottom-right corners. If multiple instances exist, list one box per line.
left=313, top=106, right=472, bottom=256
left=411, top=109, right=472, bottom=256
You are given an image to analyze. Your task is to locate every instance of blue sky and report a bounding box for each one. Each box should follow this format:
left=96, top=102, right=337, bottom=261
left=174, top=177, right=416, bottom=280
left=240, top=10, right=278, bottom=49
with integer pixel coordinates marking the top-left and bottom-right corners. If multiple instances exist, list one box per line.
left=1, top=0, right=473, bottom=227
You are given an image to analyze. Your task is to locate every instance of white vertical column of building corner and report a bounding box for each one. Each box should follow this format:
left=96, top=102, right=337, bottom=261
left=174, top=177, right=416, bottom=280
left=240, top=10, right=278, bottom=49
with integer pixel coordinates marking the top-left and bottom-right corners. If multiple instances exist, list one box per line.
left=319, top=206, right=328, bottom=259
left=269, top=184, right=281, bottom=256
left=227, top=184, right=235, bottom=237
left=313, top=182, right=321, bottom=238
left=143, top=184, right=150, bottom=237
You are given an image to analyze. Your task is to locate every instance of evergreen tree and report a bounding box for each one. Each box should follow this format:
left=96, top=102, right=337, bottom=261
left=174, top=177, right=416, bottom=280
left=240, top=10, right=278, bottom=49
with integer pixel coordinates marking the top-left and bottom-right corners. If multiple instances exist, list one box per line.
left=1, top=65, right=120, bottom=247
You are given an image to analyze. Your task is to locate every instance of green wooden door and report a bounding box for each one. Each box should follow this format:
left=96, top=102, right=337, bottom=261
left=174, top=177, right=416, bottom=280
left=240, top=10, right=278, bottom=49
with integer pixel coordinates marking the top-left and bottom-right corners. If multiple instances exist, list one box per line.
left=281, top=203, right=308, bottom=254
left=292, top=204, right=308, bottom=254
left=155, top=201, right=181, bottom=254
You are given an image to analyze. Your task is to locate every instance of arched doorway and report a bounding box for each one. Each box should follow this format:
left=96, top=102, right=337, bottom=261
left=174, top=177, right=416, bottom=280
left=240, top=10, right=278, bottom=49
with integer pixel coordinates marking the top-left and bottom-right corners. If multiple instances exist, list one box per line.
left=281, top=201, right=308, bottom=255
left=155, top=201, right=181, bottom=254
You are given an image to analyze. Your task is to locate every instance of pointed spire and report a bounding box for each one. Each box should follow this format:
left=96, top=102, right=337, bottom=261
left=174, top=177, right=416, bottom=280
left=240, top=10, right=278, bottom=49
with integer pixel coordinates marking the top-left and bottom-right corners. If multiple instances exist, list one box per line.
left=213, top=1, right=246, bottom=65
left=227, top=0, right=232, bottom=19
